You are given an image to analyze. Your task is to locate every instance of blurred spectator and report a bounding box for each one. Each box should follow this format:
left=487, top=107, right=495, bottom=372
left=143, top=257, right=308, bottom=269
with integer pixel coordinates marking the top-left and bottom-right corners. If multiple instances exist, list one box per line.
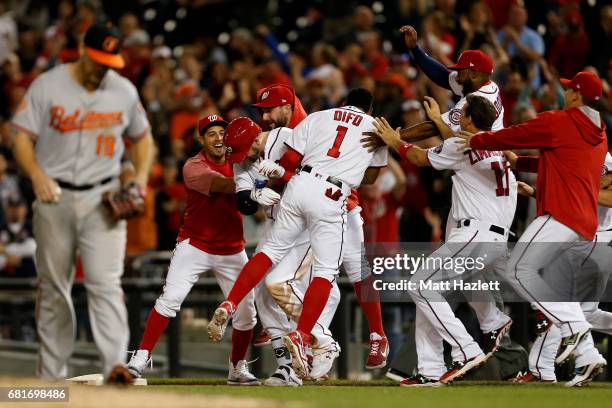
left=0, top=2, right=17, bottom=56
left=423, top=10, right=456, bottom=66
left=0, top=150, right=20, bottom=211
left=155, top=157, right=186, bottom=251
left=500, top=59, right=539, bottom=125
left=121, top=29, right=152, bottom=87
left=588, top=5, right=612, bottom=77
left=361, top=32, right=389, bottom=81
left=291, top=43, right=346, bottom=105
left=497, top=3, right=545, bottom=88
left=548, top=10, right=589, bottom=79
left=0, top=196, right=35, bottom=278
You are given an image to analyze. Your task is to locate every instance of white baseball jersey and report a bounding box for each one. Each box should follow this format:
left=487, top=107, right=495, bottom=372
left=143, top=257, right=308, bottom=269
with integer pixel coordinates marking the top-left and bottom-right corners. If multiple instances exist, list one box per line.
left=234, top=127, right=292, bottom=221
left=428, top=137, right=517, bottom=229
left=442, top=71, right=504, bottom=132
left=598, top=152, right=612, bottom=232
left=11, top=64, right=149, bottom=185
left=286, top=106, right=388, bottom=187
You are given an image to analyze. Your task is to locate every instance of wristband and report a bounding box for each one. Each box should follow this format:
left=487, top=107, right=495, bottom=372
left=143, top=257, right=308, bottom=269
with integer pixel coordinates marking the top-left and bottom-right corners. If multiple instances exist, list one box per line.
left=398, top=143, right=415, bottom=158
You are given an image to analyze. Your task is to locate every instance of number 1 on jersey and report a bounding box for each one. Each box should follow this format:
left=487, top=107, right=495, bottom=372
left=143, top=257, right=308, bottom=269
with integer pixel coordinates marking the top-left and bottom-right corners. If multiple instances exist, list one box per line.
left=491, top=161, right=510, bottom=197
left=326, top=125, right=348, bottom=158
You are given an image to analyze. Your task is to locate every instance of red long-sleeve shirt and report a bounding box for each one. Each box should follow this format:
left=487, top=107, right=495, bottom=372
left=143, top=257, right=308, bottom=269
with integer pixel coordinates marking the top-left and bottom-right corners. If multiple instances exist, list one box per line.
left=470, top=107, right=608, bottom=240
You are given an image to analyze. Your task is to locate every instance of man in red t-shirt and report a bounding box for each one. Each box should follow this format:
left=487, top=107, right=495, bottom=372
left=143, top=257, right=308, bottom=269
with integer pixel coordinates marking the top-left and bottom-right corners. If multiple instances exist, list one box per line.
left=457, top=71, right=608, bottom=381
left=126, top=114, right=260, bottom=385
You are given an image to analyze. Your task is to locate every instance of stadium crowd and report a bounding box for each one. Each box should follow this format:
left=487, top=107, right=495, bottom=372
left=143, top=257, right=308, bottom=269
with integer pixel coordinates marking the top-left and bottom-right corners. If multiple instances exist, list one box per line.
left=0, top=0, right=610, bottom=282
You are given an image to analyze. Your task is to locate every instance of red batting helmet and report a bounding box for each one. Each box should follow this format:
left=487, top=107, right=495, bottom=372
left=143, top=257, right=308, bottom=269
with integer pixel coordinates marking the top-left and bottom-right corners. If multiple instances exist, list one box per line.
left=224, top=117, right=262, bottom=163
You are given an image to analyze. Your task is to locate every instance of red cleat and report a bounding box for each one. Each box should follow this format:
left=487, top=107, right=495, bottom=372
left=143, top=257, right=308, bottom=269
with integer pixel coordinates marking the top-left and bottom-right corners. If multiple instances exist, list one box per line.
left=439, top=354, right=487, bottom=384
left=283, top=331, right=312, bottom=379
left=365, top=332, right=389, bottom=369
left=510, top=371, right=556, bottom=383
left=207, top=300, right=235, bottom=342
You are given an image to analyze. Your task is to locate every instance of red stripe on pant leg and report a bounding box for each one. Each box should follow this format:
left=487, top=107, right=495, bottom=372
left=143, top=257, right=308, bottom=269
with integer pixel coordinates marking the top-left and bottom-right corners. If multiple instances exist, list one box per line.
left=231, top=328, right=254, bottom=364
left=297, top=277, right=332, bottom=336
left=139, top=308, right=170, bottom=353
left=354, top=276, right=385, bottom=336
left=227, top=252, right=272, bottom=306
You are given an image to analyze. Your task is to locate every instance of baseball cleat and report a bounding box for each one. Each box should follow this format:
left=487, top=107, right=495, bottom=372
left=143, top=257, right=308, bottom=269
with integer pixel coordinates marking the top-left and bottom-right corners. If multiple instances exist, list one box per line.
left=309, top=341, right=341, bottom=380
left=482, top=319, right=513, bottom=358
left=365, top=332, right=389, bottom=369
left=227, top=360, right=260, bottom=386
left=386, top=368, right=410, bottom=382
left=254, top=329, right=272, bottom=347
left=535, top=310, right=552, bottom=336
left=207, top=300, right=235, bottom=342
left=283, top=330, right=311, bottom=379
left=439, top=354, right=487, bottom=384
left=127, top=349, right=152, bottom=378
left=565, top=362, right=606, bottom=387
left=509, top=371, right=556, bottom=383
left=400, top=373, right=443, bottom=388
left=264, top=365, right=303, bottom=387
left=555, top=329, right=590, bottom=365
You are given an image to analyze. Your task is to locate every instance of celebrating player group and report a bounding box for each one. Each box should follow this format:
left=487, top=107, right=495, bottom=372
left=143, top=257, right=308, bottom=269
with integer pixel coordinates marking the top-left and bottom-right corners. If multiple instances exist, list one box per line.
left=11, top=21, right=611, bottom=388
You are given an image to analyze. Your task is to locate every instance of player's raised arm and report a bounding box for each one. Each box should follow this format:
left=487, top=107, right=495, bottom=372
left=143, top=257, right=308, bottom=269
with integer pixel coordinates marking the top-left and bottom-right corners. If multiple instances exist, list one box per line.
left=400, top=25, right=452, bottom=90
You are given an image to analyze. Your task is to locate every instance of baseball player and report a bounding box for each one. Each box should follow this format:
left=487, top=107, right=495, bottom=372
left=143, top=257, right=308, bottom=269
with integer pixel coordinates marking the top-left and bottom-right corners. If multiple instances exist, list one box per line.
left=10, top=23, right=153, bottom=382
left=127, top=115, right=261, bottom=385
left=208, top=88, right=388, bottom=378
left=232, top=123, right=340, bottom=385
left=251, top=84, right=390, bottom=376
left=373, top=95, right=515, bottom=385
left=509, top=155, right=612, bottom=386
left=456, top=71, right=608, bottom=386
left=362, top=26, right=504, bottom=152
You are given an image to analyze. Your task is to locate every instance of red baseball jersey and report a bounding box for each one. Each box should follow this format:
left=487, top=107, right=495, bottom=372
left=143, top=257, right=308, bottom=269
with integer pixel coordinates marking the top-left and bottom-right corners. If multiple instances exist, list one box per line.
left=471, top=107, right=608, bottom=240
left=178, top=151, right=245, bottom=255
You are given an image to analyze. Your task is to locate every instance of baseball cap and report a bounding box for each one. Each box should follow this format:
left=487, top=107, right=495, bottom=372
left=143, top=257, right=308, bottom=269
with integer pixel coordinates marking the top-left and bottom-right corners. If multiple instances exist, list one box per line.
left=448, top=50, right=494, bottom=74
left=559, top=71, right=602, bottom=100
left=253, top=84, right=295, bottom=109
left=84, top=22, right=125, bottom=69
left=198, top=114, right=228, bottom=136
left=224, top=117, right=262, bottom=163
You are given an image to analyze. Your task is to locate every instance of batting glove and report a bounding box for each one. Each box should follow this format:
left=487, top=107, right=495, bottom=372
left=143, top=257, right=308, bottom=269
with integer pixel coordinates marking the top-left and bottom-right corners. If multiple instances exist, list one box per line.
left=250, top=187, right=281, bottom=206
left=258, top=159, right=285, bottom=179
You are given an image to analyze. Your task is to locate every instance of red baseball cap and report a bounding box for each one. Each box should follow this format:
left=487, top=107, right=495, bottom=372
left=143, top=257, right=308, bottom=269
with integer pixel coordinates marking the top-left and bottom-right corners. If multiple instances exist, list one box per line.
left=448, top=50, right=494, bottom=74
left=253, top=84, right=295, bottom=108
left=224, top=117, right=262, bottom=163
left=560, top=71, right=602, bottom=100
left=197, top=114, right=228, bottom=136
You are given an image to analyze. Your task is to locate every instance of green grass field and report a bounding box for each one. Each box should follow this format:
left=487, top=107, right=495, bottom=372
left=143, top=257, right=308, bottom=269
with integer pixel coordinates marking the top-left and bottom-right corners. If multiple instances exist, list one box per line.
left=144, top=378, right=612, bottom=408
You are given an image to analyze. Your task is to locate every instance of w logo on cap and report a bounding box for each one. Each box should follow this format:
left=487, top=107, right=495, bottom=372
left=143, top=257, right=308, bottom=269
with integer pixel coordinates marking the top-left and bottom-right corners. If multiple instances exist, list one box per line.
left=261, top=91, right=270, bottom=100
left=209, top=114, right=218, bottom=121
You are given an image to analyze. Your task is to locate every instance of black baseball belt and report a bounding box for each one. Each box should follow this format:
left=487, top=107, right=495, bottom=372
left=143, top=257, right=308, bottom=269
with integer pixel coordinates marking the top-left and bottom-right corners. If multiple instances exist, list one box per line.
left=300, top=165, right=343, bottom=189
left=456, top=219, right=506, bottom=236
left=55, top=176, right=114, bottom=191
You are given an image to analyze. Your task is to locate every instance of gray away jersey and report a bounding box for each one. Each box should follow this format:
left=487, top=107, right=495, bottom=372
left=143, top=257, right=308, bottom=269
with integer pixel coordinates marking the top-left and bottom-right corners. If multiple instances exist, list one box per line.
left=11, top=64, right=149, bottom=185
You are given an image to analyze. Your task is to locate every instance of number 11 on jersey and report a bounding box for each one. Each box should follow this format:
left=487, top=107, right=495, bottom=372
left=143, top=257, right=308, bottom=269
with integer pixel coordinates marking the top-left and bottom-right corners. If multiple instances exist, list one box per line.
left=491, top=160, right=510, bottom=197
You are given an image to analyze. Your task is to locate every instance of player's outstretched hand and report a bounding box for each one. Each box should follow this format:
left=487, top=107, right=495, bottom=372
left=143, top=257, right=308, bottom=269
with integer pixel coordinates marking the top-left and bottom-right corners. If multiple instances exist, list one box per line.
left=372, top=117, right=401, bottom=148
left=251, top=187, right=280, bottom=206
left=454, top=130, right=475, bottom=149
left=32, top=169, right=61, bottom=203
left=360, top=131, right=385, bottom=152
left=517, top=181, right=535, bottom=197
left=258, top=159, right=285, bottom=179
left=423, top=96, right=441, bottom=121
left=399, top=25, right=418, bottom=49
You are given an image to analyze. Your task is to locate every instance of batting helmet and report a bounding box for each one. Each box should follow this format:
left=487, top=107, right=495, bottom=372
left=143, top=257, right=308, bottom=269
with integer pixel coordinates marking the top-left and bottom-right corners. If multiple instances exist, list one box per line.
left=224, top=117, right=262, bottom=163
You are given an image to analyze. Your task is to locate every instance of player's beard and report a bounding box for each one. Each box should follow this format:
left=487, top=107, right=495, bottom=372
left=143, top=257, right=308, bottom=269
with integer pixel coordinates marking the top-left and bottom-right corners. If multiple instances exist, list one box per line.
left=267, top=112, right=291, bottom=129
